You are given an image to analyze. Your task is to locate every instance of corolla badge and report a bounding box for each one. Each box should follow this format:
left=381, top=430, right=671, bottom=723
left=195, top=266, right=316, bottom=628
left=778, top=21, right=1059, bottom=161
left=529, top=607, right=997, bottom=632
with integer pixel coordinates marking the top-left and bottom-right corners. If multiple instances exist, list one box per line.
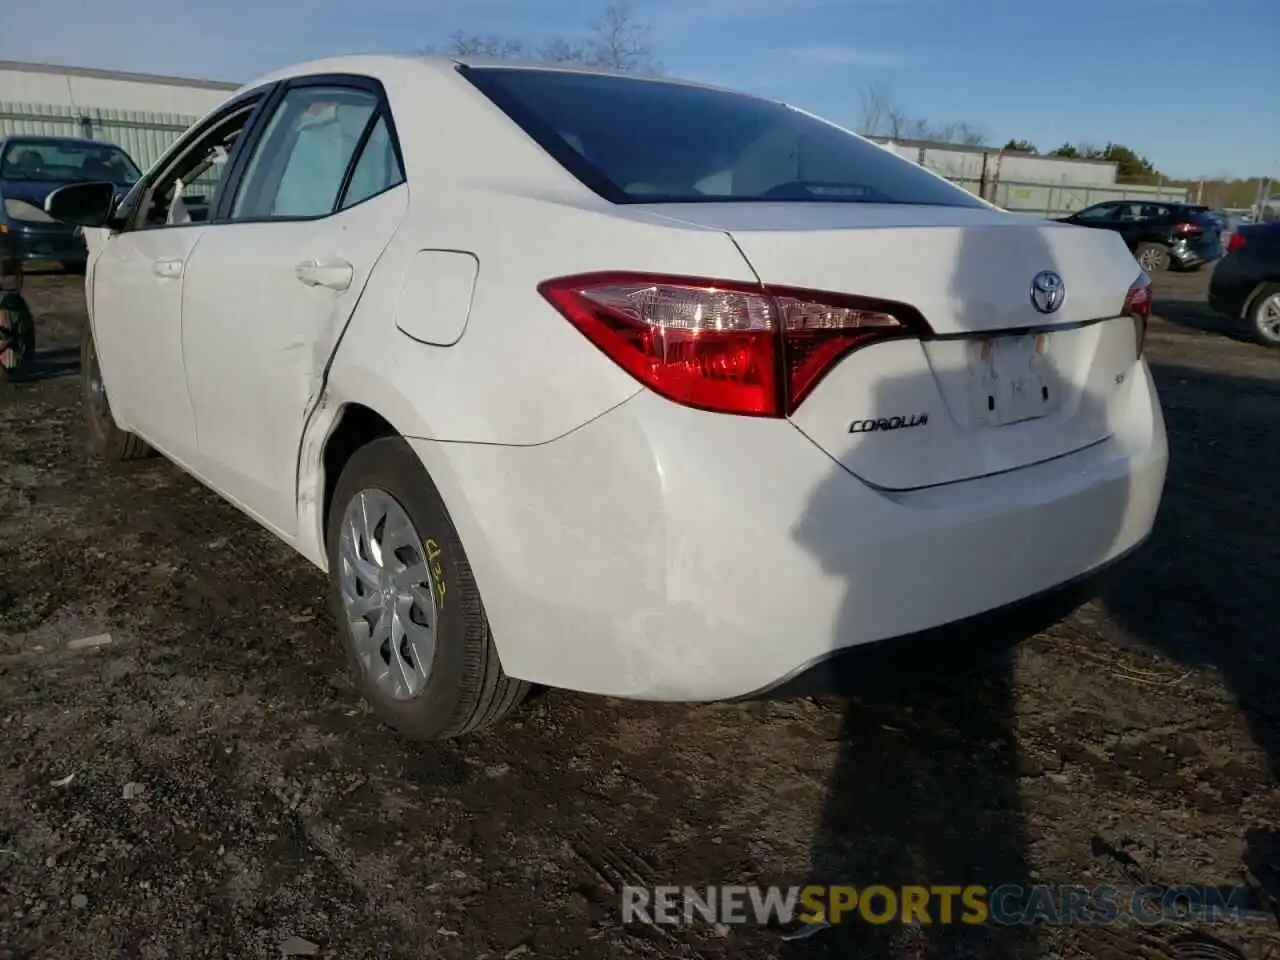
left=849, top=413, right=928, bottom=433
left=1030, top=270, right=1066, bottom=314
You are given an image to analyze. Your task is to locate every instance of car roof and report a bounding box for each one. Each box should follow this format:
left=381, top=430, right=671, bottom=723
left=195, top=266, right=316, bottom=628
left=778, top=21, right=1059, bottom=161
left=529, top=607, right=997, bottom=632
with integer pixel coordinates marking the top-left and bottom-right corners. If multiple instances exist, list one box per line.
left=234, top=53, right=740, bottom=99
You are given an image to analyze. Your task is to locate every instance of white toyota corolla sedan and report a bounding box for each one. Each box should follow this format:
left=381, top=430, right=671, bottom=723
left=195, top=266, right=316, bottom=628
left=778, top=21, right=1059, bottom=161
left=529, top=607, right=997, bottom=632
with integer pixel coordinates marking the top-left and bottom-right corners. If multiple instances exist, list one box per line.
left=46, top=55, right=1167, bottom=740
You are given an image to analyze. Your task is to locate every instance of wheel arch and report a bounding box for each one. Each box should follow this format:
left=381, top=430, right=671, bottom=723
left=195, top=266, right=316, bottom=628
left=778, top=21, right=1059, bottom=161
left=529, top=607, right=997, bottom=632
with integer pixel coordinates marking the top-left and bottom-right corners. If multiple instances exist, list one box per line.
left=320, top=402, right=398, bottom=544
left=295, top=376, right=490, bottom=587
left=1242, top=279, right=1279, bottom=319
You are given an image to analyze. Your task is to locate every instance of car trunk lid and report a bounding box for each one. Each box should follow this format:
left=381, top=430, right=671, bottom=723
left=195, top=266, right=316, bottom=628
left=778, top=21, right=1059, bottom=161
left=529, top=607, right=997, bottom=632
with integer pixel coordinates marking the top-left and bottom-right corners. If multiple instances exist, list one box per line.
left=641, top=202, right=1144, bottom=489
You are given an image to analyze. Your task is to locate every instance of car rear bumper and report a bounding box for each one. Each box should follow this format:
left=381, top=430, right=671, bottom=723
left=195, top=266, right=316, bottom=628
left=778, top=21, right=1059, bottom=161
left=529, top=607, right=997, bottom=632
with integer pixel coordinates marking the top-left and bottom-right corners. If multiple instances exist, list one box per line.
left=736, top=533, right=1146, bottom=699
left=411, top=361, right=1168, bottom=701
left=1170, top=237, right=1221, bottom=268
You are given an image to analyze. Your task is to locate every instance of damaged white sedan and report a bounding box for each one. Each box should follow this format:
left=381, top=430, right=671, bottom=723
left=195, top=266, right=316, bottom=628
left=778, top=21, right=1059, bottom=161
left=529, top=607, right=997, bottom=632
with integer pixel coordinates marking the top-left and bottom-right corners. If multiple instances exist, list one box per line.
left=46, top=55, right=1166, bottom=740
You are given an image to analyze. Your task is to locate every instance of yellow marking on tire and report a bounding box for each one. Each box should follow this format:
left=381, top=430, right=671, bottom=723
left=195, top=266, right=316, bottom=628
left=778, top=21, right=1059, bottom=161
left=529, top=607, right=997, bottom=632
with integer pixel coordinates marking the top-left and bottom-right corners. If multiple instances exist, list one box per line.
left=424, top=538, right=447, bottom=609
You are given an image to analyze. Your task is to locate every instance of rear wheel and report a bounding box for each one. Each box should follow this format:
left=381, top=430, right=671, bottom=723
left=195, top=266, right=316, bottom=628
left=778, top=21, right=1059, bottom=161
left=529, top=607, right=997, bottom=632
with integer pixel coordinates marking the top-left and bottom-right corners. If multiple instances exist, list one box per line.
left=81, top=324, right=151, bottom=460
left=1135, top=242, right=1171, bottom=273
left=1249, top=284, right=1280, bottom=349
left=326, top=437, right=528, bottom=740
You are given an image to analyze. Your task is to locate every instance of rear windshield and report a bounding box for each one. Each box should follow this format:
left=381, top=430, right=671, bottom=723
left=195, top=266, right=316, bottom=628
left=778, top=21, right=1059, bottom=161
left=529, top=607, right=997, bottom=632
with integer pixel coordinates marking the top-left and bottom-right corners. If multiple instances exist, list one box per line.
left=463, top=67, right=985, bottom=208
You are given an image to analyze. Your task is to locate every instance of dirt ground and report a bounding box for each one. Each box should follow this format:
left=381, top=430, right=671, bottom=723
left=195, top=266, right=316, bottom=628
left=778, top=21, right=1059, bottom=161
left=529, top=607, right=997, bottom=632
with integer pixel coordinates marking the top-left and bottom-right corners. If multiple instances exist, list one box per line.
left=0, top=267, right=1277, bottom=960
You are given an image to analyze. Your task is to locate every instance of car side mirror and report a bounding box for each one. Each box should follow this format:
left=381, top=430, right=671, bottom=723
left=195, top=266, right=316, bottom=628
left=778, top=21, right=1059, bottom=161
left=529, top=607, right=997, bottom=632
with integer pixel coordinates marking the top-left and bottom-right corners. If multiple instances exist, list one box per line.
left=44, top=180, right=117, bottom=228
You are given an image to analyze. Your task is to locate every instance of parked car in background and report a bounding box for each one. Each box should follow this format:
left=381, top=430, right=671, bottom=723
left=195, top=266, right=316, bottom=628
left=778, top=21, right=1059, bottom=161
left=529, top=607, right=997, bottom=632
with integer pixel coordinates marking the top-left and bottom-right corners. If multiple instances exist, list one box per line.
left=44, top=55, right=1166, bottom=741
left=1209, top=220, right=1280, bottom=348
left=0, top=253, right=35, bottom=384
left=0, top=136, right=141, bottom=271
left=1056, top=201, right=1223, bottom=273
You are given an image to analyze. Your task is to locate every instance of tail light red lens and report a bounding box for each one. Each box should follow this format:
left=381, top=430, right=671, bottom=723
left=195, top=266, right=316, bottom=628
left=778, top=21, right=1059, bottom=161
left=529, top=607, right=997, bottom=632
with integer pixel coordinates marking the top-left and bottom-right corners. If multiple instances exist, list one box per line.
left=1227, top=232, right=1247, bottom=253
left=539, top=272, right=921, bottom=416
left=1123, top=274, right=1152, bottom=357
left=1172, top=221, right=1204, bottom=237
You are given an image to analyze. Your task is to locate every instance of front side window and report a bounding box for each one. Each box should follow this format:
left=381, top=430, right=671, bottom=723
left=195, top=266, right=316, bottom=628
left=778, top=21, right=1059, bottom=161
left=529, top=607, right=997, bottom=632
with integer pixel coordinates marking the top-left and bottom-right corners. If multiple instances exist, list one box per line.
left=464, top=67, right=984, bottom=208
left=231, top=86, right=378, bottom=220
left=137, top=105, right=254, bottom=228
left=0, top=139, right=141, bottom=185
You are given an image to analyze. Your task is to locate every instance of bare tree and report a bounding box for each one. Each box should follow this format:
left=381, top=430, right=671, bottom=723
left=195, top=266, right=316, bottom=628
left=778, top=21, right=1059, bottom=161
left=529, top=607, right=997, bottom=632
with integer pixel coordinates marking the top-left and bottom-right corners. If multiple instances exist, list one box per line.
left=443, top=31, right=525, bottom=59
left=538, top=37, right=587, bottom=64
left=885, top=107, right=908, bottom=139
left=856, top=83, right=984, bottom=145
left=928, top=121, right=983, bottom=146
left=427, top=4, right=661, bottom=73
left=857, top=83, right=892, bottom=137
left=586, top=3, right=661, bottom=72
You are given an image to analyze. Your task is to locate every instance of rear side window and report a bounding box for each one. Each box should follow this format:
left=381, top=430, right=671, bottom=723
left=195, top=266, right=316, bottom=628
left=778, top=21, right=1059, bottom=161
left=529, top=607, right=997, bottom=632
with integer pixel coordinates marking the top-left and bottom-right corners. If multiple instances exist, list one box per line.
left=464, top=67, right=984, bottom=208
left=341, top=115, right=404, bottom=210
left=231, top=86, right=378, bottom=220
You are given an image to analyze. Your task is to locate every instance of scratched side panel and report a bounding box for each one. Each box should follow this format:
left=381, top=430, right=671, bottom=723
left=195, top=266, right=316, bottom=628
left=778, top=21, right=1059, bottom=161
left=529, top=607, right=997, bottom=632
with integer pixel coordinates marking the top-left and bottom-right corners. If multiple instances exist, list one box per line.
left=179, top=186, right=409, bottom=541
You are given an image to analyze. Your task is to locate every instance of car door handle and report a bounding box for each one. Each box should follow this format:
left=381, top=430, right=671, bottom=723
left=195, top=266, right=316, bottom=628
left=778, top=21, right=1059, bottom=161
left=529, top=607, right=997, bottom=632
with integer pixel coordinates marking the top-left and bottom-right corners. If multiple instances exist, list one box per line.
left=152, top=258, right=184, bottom=279
left=294, top=259, right=353, bottom=291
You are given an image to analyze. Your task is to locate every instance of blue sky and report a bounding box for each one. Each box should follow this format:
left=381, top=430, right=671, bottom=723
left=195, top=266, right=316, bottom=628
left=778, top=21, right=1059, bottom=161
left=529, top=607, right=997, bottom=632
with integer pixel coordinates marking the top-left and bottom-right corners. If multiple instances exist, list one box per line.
left=3, top=0, right=1277, bottom=179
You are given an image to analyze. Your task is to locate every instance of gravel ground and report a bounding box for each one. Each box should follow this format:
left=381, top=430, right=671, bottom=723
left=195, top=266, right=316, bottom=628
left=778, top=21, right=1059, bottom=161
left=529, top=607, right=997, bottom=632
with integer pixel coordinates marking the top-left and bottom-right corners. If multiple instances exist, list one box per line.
left=0, top=267, right=1277, bottom=960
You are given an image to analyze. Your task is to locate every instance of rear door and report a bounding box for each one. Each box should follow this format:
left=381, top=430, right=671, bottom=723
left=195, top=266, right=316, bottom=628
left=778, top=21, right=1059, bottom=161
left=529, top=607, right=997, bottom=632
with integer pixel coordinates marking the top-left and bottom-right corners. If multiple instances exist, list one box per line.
left=179, top=75, right=408, bottom=536
left=1113, top=202, right=1158, bottom=247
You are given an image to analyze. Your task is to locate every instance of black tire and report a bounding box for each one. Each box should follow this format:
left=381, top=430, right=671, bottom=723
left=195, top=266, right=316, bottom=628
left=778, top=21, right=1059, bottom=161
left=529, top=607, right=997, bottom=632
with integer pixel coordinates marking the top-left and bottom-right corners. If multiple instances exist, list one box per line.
left=0, top=293, right=35, bottom=385
left=1134, top=242, right=1171, bottom=273
left=81, top=324, right=151, bottom=460
left=1247, top=282, right=1280, bottom=349
left=326, top=437, right=528, bottom=740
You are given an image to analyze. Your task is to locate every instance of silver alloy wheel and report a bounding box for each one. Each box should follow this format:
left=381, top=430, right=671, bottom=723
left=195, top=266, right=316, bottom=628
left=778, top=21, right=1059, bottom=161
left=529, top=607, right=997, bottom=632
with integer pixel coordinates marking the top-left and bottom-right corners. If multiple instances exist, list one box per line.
left=338, top=489, right=438, bottom=701
left=1138, top=246, right=1166, bottom=271
left=1256, top=293, right=1280, bottom=343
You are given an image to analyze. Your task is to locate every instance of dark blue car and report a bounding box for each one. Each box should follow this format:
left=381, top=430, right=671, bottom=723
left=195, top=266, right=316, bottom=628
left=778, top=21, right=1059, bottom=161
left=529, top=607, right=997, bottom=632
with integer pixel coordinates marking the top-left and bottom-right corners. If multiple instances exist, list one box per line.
left=1209, top=220, right=1280, bottom=348
left=0, top=136, right=141, bottom=271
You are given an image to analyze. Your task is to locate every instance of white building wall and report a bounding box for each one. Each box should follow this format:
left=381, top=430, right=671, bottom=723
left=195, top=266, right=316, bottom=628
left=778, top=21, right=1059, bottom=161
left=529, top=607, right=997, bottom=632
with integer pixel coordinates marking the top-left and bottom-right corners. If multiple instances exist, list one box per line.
left=0, top=62, right=237, bottom=117
left=995, top=154, right=1116, bottom=186
left=873, top=138, right=1117, bottom=186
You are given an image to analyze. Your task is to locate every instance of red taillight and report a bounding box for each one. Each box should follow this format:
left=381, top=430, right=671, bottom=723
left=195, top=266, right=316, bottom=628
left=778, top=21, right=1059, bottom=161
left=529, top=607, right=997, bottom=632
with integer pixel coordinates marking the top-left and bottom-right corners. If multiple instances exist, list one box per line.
left=539, top=272, right=921, bottom=416
left=1172, top=221, right=1204, bottom=237
left=1124, top=274, right=1152, bottom=357
left=1227, top=232, right=1247, bottom=253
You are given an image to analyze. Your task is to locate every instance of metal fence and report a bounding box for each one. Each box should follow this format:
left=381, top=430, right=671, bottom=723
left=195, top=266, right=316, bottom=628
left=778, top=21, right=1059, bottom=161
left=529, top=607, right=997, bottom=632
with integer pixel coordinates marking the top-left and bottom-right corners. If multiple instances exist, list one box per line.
left=1, top=98, right=1191, bottom=217
left=0, top=100, right=200, bottom=173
